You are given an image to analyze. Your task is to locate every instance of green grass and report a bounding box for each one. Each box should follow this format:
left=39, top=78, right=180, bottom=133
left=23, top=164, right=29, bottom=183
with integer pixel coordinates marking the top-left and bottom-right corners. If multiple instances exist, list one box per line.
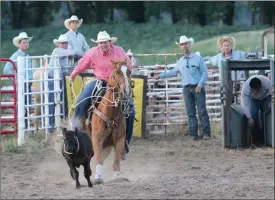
left=1, top=132, right=49, bottom=154
left=1, top=23, right=273, bottom=68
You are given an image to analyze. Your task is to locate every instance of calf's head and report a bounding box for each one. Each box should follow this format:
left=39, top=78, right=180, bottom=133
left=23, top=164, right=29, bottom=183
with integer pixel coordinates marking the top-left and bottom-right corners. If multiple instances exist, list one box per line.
left=62, top=128, right=79, bottom=154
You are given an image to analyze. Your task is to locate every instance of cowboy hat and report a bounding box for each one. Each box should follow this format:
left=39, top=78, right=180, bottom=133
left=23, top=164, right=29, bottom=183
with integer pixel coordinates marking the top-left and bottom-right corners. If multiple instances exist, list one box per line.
left=91, top=31, right=117, bottom=43
left=53, top=34, right=69, bottom=46
left=64, top=15, right=83, bottom=30
left=175, top=35, right=194, bottom=45
left=13, top=32, right=33, bottom=47
left=217, top=36, right=236, bottom=49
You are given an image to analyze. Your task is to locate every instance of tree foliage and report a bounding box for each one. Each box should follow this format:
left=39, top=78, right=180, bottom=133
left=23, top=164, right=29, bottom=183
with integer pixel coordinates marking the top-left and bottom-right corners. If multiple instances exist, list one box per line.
left=1, top=1, right=274, bottom=30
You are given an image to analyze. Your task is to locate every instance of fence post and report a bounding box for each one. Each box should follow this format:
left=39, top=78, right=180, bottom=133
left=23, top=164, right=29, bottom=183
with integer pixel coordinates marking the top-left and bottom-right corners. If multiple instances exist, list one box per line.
left=17, top=56, right=25, bottom=146
left=43, top=55, right=49, bottom=134
left=54, top=56, right=61, bottom=133
left=270, top=58, right=275, bottom=148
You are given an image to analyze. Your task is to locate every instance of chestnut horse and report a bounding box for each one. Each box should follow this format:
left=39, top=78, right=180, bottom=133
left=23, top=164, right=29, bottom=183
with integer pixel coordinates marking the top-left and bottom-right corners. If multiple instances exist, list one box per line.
left=90, top=59, right=131, bottom=184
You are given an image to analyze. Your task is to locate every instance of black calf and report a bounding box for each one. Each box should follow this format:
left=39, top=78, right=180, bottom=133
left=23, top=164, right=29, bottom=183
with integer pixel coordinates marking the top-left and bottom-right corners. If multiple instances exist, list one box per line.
left=61, top=128, right=94, bottom=189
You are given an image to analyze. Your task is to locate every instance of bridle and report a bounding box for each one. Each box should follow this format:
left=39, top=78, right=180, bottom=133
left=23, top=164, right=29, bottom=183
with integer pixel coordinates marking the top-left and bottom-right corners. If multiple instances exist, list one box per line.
left=101, top=64, right=131, bottom=108
left=93, top=63, right=132, bottom=129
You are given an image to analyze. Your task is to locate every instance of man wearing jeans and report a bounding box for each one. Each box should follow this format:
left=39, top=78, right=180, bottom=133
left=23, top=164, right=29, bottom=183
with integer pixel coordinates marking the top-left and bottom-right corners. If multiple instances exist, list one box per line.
left=240, top=75, right=272, bottom=143
left=154, top=35, right=211, bottom=140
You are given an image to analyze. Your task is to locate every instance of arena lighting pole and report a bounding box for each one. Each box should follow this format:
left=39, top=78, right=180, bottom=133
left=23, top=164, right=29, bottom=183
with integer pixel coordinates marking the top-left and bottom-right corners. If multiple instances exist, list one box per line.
left=17, top=56, right=25, bottom=146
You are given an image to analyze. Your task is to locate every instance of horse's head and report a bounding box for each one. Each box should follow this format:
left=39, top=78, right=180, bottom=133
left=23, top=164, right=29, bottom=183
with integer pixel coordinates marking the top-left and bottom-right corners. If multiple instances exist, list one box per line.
left=62, top=128, right=79, bottom=154
left=108, top=59, right=131, bottom=97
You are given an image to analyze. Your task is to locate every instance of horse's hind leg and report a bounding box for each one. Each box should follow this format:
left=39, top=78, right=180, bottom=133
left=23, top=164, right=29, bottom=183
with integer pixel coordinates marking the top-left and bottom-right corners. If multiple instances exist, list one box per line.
left=83, top=161, right=93, bottom=187
left=113, top=136, right=125, bottom=174
left=102, top=146, right=112, bottom=161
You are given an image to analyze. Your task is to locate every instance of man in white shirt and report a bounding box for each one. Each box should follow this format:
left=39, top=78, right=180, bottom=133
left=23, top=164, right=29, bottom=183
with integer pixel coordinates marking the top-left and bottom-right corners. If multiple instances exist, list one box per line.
left=64, top=15, right=89, bottom=61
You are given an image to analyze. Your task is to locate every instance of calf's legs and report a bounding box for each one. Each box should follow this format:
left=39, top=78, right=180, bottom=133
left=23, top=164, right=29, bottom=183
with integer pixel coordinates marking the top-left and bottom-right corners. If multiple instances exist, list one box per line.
left=83, top=161, right=93, bottom=187
left=67, top=161, right=81, bottom=189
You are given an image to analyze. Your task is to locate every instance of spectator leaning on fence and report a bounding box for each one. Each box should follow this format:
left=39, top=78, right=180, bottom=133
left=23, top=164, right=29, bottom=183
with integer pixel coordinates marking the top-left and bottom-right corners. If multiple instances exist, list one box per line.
left=3, top=32, right=33, bottom=128
left=47, top=34, right=76, bottom=133
left=64, top=15, right=89, bottom=62
left=240, top=75, right=272, bottom=143
left=204, top=36, right=246, bottom=81
left=154, top=35, right=211, bottom=140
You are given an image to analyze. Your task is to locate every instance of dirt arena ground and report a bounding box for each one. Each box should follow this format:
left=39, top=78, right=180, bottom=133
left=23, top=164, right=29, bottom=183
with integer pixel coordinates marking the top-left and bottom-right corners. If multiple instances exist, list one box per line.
left=1, top=134, right=274, bottom=199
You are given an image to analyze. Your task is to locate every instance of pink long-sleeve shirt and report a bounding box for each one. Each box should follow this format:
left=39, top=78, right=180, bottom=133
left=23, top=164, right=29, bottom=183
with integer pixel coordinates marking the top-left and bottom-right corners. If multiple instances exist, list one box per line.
left=70, top=45, right=132, bottom=81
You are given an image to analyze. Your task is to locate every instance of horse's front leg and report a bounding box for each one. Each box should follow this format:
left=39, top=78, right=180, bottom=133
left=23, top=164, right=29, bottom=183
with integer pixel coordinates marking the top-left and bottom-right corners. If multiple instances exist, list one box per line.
left=92, top=128, right=104, bottom=185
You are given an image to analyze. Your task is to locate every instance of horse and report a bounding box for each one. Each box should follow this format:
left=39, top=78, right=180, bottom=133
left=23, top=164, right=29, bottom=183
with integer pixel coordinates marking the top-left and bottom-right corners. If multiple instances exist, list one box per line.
left=89, top=59, right=131, bottom=184
left=31, top=69, right=44, bottom=132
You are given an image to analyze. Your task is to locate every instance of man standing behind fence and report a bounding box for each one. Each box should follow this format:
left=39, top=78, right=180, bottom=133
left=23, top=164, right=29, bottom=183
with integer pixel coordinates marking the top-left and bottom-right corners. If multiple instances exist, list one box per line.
left=3, top=32, right=33, bottom=129
left=47, top=34, right=76, bottom=132
left=204, top=36, right=246, bottom=81
left=154, top=36, right=211, bottom=140
left=64, top=15, right=89, bottom=62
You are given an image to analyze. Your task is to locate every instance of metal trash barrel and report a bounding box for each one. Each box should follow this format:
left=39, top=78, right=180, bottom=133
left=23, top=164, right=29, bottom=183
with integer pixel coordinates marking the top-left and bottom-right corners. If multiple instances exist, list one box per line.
left=228, top=104, right=250, bottom=148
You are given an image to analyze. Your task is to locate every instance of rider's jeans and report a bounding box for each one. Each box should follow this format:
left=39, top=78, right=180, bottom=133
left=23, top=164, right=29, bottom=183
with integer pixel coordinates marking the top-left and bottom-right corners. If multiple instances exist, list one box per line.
left=72, top=80, right=99, bottom=130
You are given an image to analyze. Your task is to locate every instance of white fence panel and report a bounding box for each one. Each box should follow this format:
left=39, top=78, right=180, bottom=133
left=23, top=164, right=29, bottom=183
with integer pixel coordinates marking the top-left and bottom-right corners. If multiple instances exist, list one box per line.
left=17, top=55, right=70, bottom=145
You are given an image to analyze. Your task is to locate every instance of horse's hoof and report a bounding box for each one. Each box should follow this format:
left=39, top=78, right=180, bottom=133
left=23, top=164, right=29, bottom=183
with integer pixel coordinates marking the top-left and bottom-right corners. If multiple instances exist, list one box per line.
left=113, top=171, right=121, bottom=178
left=94, top=178, right=104, bottom=185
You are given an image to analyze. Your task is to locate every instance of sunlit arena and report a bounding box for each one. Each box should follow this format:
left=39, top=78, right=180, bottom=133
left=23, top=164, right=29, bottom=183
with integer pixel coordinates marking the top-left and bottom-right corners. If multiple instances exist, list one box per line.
left=1, top=1, right=274, bottom=199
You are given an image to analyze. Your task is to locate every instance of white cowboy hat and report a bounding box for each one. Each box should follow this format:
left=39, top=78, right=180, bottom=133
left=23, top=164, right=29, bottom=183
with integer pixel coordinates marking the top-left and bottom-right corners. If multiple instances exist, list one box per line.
left=64, top=15, right=83, bottom=30
left=13, top=32, right=33, bottom=47
left=91, top=31, right=117, bottom=43
left=126, top=49, right=133, bottom=56
left=175, top=35, right=194, bottom=45
left=53, top=34, right=69, bottom=46
left=217, top=36, right=236, bottom=49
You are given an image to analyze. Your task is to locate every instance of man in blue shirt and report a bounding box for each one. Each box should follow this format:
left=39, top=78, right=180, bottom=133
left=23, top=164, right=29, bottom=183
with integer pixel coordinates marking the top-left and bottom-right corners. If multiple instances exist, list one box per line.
left=3, top=32, right=33, bottom=129
left=64, top=15, right=89, bottom=62
left=154, top=35, right=211, bottom=140
left=204, top=36, right=246, bottom=81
